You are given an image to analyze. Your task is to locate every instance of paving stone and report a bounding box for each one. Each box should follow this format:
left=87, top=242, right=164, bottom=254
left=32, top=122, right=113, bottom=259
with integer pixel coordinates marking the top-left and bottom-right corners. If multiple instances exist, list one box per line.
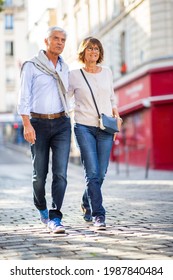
left=0, top=147, right=173, bottom=260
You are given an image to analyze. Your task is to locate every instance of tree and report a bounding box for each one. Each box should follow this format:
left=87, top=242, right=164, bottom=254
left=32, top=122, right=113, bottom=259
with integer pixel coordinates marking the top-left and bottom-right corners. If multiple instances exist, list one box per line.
left=0, top=0, right=4, bottom=12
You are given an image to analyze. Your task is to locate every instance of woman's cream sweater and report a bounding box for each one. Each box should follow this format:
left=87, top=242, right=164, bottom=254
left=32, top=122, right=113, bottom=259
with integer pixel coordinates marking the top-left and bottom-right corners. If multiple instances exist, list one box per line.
left=68, top=66, right=117, bottom=127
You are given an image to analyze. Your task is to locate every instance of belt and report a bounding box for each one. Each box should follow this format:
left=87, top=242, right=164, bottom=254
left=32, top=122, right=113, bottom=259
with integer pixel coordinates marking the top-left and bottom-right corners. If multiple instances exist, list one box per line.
left=31, top=112, right=65, bottom=119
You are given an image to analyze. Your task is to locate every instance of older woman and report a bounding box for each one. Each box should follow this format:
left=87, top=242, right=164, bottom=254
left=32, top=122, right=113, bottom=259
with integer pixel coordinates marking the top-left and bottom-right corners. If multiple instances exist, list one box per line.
left=69, top=37, right=120, bottom=230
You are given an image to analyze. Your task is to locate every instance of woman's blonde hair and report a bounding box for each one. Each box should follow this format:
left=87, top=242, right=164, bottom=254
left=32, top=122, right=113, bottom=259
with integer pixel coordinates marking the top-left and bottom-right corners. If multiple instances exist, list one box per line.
left=78, top=37, right=104, bottom=64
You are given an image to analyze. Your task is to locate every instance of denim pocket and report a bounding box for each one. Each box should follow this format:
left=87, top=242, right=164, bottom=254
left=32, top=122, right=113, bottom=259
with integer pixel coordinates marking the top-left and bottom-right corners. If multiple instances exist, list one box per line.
left=60, top=115, right=70, bottom=124
left=30, top=118, right=40, bottom=128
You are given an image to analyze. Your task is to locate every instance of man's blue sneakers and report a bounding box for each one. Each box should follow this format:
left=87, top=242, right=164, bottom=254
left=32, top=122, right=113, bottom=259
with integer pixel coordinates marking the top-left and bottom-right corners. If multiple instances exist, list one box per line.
left=47, top=218, right=65, bottom=234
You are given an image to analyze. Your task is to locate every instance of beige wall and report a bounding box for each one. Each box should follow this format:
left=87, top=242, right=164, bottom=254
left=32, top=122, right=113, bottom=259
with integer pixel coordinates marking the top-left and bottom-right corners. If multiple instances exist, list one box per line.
left=56, top=0, right=173, bottom=83
left=0, top=0, right=28, bottom=113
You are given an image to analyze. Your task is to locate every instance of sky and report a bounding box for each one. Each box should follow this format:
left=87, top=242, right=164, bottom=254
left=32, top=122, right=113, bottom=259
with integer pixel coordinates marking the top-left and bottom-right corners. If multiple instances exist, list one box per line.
left=28, top=0, right=57, bottom=29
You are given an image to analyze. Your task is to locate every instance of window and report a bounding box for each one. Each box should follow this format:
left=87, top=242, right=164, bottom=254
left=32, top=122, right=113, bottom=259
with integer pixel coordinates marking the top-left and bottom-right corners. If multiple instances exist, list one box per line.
left=5, top=14, right=14, bottom=30
left=6, top=65, right=15, bottom=84
left=5, top=41, right=14, bottom=56
left=4, top=0, right=12, bottom=6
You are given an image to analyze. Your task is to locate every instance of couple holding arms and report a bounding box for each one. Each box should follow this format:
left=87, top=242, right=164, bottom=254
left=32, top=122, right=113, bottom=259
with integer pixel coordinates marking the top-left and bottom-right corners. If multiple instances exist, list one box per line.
left=18, top=26, right=120, bottom=234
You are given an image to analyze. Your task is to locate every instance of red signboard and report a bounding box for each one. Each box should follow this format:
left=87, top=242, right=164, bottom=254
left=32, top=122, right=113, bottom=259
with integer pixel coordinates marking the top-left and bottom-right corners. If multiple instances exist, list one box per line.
left=116, top=75, right=151, bottom=108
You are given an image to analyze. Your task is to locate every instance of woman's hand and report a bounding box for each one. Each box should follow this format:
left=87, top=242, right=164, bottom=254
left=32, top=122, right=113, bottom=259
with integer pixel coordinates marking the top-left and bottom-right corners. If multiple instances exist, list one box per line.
left=112, top=107, right=120, bottom=118
left=113, top=133, right=117, bottom=141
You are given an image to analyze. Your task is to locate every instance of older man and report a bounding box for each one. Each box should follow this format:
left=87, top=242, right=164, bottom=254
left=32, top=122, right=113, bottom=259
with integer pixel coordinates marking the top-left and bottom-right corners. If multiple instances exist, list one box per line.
left=18, top=26, right=71, bottom=234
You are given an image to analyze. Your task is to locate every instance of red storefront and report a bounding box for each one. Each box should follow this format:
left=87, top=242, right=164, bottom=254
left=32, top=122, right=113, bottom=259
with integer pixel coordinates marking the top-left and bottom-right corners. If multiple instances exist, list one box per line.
left=111, top=66, right=173, bottom=170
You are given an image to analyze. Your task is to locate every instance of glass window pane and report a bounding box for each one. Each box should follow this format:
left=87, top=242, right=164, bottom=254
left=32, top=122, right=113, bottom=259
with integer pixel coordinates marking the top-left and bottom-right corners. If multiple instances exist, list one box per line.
left=5, top=14, right=14, bottom=29
left=5, top=0, right=13, bottom=6
left=6, top=65, right=15, bottom=84
left=5, top=41, right=14, bottom=56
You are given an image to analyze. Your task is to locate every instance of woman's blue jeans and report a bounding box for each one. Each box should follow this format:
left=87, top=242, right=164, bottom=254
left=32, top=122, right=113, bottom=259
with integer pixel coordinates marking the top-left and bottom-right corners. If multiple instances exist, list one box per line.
left=74, top=123, right=113, bottom=218
left=30, top=116, right=71, bottom=220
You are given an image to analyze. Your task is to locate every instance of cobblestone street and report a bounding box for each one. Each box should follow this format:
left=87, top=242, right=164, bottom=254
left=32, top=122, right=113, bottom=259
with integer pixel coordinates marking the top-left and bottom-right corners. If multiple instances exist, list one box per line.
left=0, top=145, right=173, bottom=260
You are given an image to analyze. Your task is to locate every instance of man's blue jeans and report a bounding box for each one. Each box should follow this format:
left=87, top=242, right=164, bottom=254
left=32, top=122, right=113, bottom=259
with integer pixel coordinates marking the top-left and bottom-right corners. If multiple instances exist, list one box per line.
left=74, top=123, right=113, bottom=218
left=30, top=116, right=71, bottom=220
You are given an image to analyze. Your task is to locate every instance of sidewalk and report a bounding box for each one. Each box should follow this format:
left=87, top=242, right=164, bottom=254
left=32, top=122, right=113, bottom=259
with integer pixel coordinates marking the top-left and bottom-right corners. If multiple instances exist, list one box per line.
left=1, top=142, right=173, bottom=260
left=108, top=161, right=173, bottom=181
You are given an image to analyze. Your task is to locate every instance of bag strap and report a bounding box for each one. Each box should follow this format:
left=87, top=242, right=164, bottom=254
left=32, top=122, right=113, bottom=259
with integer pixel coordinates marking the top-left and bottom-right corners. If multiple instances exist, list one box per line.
left=80, top=69, right=100, bottom=118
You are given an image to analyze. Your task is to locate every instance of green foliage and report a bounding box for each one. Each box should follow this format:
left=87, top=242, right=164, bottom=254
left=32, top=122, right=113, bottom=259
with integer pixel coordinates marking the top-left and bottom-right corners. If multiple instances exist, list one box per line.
left=0, top=0, right=5, bottom=12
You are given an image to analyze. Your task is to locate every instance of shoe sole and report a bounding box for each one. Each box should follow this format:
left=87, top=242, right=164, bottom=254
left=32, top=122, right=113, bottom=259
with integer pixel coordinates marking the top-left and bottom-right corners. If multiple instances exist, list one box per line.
left=48, top=227, right=65, bottom=234
left=94, top=225, right=106, bottom=230
left=48, top=225, right=65, bottom=234
left=52, top=229, right=65, bottom=234
left=93, top=222, right=106, bottom=230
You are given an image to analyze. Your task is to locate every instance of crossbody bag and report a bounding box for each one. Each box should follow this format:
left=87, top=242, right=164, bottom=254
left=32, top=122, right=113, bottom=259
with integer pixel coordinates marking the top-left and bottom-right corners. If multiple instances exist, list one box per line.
left=80, top=69, right=122, bottom=134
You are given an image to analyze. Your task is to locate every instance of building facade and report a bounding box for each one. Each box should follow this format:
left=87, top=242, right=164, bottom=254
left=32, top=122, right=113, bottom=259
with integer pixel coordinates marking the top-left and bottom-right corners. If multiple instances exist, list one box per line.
left=0, top=0, right=56, bottom=143
left=0, top=0, right=28, bottom=113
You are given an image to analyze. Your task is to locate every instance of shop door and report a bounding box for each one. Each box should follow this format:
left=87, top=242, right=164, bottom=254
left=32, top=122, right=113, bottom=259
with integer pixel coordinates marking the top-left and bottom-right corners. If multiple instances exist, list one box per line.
left=152, top=103, right=173, bottom=170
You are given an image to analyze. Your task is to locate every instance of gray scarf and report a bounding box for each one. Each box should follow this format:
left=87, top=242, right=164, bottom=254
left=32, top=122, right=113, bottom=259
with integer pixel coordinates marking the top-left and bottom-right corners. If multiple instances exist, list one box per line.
left=23, top=50, right=70, bottom=115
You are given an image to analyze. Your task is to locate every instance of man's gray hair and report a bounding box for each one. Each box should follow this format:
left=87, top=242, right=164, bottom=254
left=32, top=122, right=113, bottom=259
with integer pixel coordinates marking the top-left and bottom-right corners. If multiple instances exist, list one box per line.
left=46, top=26, right=67, bottom=39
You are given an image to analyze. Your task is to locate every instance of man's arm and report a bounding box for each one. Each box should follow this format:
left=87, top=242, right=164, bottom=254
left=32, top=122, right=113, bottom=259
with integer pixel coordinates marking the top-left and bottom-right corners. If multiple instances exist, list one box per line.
left=21, top=115, right=36, bottom=144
